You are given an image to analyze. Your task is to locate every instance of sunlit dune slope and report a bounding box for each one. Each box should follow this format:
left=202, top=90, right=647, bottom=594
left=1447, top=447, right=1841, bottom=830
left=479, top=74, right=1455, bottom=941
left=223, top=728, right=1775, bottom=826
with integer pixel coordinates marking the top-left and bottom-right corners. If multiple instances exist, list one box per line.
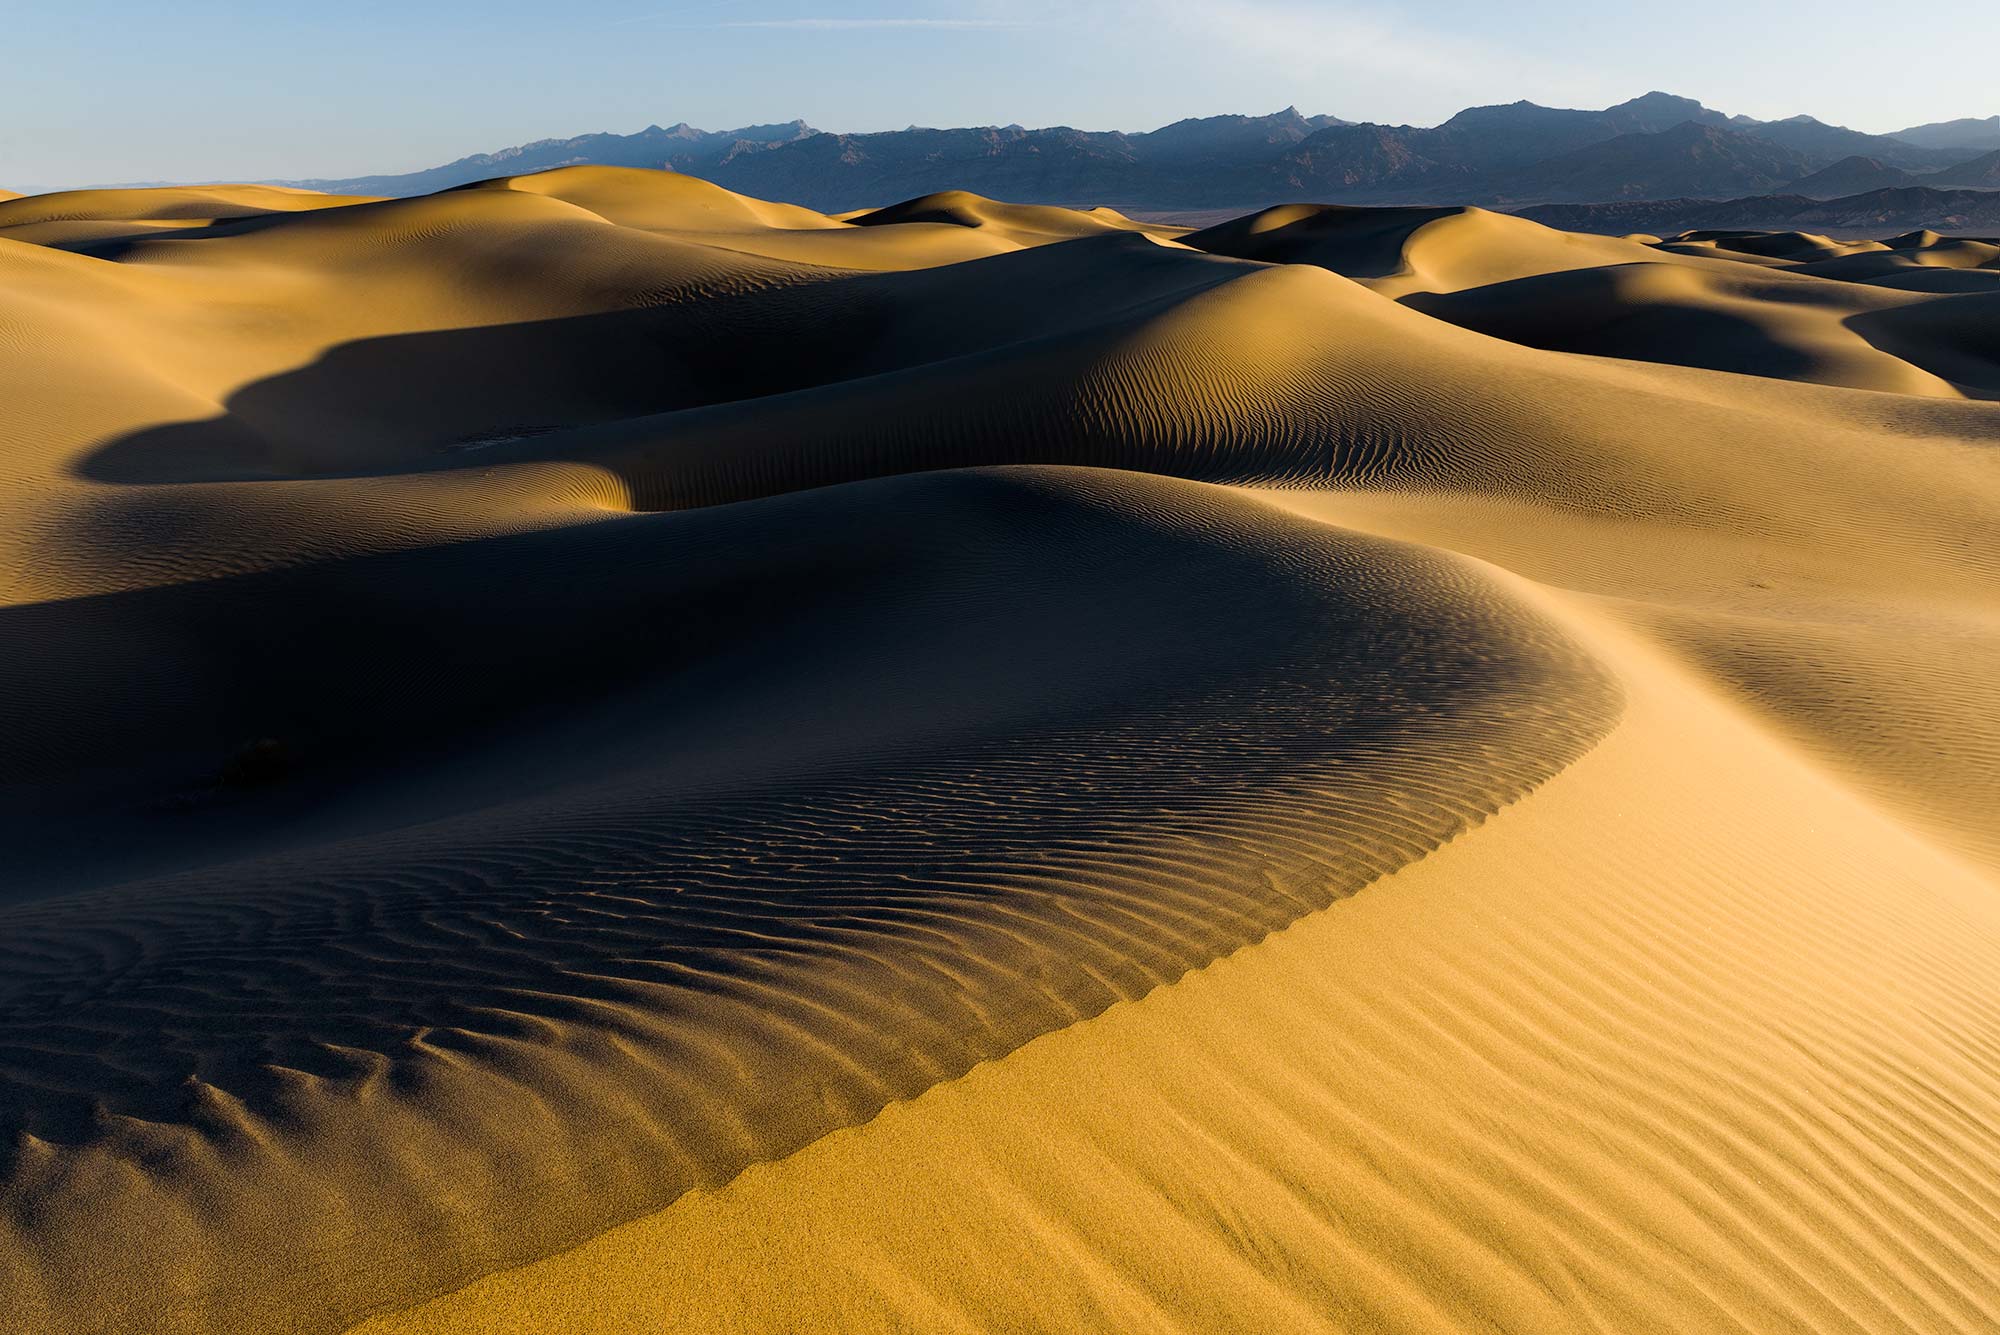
left=0, top=183, right=376, bottom=229
left=1661, top=228, right=2000, bottom=292
left=0, top=183, right=380, bottom=250
left=2, top=166, right=1999, bottom=1335
left=1185, top=204, right=2000, bottom=394
left=1184, top=202, right=1679, bottom=296
left=851, top=189, right=1180, bottom=245
left=2, top=468, right=1619, bottom=1333
left=358, top=560, right=2000, bottom=1335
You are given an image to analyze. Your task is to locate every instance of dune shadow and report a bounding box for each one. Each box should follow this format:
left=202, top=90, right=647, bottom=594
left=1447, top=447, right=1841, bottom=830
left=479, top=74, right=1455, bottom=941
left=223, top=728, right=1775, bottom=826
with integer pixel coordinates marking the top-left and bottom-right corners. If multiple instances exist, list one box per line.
left=78, top=230, right=1241, bottom=486
left=1400, top=270, right=1839, bottom=385
left=47, top=210, right=319, bottom=260
left=1181, top=203, right=1465, bottom=277
left=77, top=301, right=887, bottom=485
left=1844, top=299, right=2000, bottom=396
left=0, top=466, right=1622, bottom=1329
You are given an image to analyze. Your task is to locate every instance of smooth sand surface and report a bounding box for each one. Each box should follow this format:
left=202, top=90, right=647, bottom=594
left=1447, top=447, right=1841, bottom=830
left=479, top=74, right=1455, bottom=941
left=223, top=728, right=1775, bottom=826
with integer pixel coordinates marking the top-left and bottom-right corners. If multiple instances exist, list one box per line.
left=2, top=172, right=1998, bottom=1334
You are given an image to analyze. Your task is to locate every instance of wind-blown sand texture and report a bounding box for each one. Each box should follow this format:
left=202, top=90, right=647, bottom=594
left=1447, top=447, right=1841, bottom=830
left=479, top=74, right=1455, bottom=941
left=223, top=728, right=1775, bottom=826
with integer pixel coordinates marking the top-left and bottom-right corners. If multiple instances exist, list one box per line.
left=3, top=174, right=1999, bottom=1335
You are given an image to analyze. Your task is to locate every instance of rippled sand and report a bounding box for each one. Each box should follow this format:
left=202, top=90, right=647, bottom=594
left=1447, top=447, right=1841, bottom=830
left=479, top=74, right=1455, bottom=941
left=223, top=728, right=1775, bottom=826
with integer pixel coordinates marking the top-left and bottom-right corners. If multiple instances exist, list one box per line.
left=3, top=173, right=1998, bottom=1334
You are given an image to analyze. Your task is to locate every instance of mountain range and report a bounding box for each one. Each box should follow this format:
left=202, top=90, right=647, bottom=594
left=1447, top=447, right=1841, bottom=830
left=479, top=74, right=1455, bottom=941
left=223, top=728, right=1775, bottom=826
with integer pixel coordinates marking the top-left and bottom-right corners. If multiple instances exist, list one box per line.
left=282, top=92, right=2000, bottom=214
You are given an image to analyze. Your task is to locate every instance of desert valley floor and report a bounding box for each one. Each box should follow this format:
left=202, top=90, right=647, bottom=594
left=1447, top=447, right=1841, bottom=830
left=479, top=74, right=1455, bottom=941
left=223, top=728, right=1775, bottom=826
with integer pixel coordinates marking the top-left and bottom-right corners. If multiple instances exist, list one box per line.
left=3, top=170, right=2000, bottom=1334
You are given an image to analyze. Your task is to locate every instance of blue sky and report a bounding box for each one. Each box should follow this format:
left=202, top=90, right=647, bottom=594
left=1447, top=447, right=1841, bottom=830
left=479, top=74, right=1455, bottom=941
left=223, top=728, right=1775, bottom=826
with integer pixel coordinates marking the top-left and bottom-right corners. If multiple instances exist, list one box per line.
left=6, top=0, right=1995, bottom=191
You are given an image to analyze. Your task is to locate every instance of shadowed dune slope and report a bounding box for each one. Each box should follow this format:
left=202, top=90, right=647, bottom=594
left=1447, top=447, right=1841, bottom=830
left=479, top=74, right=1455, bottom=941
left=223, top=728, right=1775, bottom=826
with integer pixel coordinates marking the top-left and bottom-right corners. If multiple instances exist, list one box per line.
left=2, top=169, right=1999, bottom=1335
left=2, top=468, right=1619, bottom=1333
left=355, top=574, right=2000, bottom=1335
left=0, top=183, right=377, bottom=229
left=1185, top=205, right=2000, bottom=394
left=1404, top=263, right=2000, bottom=395
left=1184, top=203, right=1682, bottom=296
left=0, top=183, right=379, bottom=251
left=850, top=190, right=1178, bottom=246
left=1661, top=229, right=2000, bottom=292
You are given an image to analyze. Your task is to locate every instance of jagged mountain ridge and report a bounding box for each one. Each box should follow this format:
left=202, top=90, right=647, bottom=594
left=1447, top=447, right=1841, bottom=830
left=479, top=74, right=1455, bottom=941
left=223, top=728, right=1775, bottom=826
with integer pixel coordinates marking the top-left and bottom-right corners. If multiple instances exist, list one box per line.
left=296, top=120, right=821, bottom=199
left=1891, top=114, right=2000, bottom=153
left=279, top=93, right=2000, bottom=211
left=1491, top=121, right=1816, bottom=203
left=1928, top=148, right=2000, bottom=189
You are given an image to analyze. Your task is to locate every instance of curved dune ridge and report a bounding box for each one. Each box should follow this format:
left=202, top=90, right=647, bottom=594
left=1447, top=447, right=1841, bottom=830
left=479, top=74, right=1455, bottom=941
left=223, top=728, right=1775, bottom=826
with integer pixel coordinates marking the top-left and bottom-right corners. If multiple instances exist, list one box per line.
left=2, top=469, right=1620, bottom=1333
left=1188, top=204, right=2000, bottom=393
left=1, top=169, right=1998, bottom=1335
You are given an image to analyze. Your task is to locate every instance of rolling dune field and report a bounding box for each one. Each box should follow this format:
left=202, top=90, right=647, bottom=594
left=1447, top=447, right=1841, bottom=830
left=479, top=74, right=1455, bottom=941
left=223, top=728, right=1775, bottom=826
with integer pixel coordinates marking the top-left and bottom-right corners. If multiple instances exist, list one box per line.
left=3, top=170, right=1999, bottom=1334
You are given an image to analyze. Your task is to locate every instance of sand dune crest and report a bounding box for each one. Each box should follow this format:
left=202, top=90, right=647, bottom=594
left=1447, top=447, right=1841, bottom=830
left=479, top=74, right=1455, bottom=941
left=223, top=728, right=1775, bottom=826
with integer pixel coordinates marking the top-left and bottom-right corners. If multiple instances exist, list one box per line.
left=1, top=169, right=1997, bottom=1334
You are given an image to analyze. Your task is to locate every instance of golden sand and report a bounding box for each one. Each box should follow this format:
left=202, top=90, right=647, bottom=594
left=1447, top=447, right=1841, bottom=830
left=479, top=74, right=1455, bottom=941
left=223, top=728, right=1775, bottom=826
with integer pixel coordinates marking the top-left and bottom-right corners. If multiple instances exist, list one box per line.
left=1, top=170, right=1997, bottom=1334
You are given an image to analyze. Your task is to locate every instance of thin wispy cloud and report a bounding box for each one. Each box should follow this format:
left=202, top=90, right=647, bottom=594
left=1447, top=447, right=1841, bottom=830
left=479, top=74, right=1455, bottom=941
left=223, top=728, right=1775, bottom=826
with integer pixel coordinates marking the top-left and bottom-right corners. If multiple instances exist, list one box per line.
left=715, top=17, right=1030, bottom=29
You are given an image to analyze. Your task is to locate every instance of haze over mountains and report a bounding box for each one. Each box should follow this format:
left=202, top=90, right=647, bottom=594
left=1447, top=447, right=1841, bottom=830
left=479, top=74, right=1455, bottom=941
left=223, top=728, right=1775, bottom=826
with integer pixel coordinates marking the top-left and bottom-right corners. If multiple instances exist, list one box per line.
left=281, top=92, right=2000, bottom=219
left=1524, top=186, right=2000, bottom=238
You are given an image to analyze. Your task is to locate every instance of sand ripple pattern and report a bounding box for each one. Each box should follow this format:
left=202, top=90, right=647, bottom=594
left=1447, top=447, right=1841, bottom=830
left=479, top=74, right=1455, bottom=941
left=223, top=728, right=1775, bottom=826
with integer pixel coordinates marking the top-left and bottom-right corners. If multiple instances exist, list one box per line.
left=12, top=176, right=1994, bottom=1335
left=0, top=470, right=1618, bottom=1334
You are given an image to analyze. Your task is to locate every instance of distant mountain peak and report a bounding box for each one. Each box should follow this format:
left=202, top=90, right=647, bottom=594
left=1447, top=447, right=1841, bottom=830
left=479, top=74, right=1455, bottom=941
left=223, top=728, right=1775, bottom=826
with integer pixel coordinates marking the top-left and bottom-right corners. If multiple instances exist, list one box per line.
left=1609, top=91, right=1714, bottom=115
left=1786, top=154, right=1918, bottom=199
left=1891, top=114, right=2000, bottom=152
left=1926, top=146, right=2000, bottom=188
left=269, top=95, right=1996, bottom=214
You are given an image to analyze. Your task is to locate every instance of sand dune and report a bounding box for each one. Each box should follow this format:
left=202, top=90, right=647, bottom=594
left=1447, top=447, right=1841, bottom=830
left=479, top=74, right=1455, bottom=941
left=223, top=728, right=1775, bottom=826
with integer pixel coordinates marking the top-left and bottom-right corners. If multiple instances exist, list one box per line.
left=1184, top=203, right=1680, bottom=297
left=850, top=190, right=1180, bottom=246
left=0, top=183, right=380, bottom=252
left=3, top=168, right=1999, bottom=1335
left=1660, top=228, right=2000, bottom=293
left=357, top=570, right=2000, bottom=1335
left=1184, top=205, right=2000, bottom=394
left=0, top=183, right=371, bottom=225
